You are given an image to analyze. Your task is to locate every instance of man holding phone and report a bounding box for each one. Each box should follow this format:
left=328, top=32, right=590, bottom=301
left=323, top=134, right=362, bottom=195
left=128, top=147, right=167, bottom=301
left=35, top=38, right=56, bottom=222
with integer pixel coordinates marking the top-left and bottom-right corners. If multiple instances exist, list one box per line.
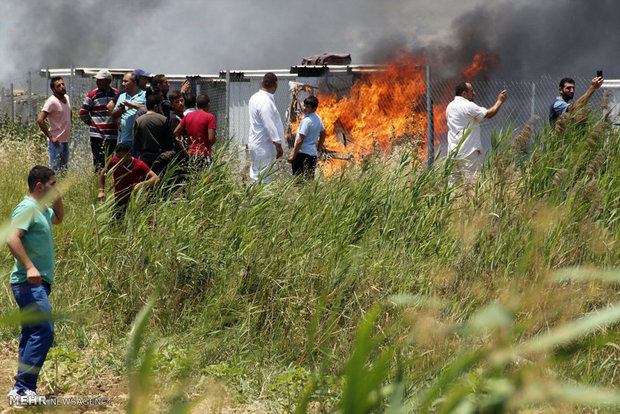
left=111, top=72, right=146, bottom=153
left=549, top=73, right=604, bottom=125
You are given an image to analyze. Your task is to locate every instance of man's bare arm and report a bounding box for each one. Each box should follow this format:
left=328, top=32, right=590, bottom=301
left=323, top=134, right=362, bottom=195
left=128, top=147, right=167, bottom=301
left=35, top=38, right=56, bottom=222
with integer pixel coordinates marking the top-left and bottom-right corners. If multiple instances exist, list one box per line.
left=98, top=167, right=108, bottom=201
left=51, top=194, right=64, bottom=224
left=6, top=229, right=41, bottom=286
left=569, top=76, right=603, bottom=114
left=484, top=90, right=507, bottom=119
left=37, top=111, right=60, bottom=146
left=318, top=130, right=326, bottom=151
left=208, top=129, right=216, bottom=146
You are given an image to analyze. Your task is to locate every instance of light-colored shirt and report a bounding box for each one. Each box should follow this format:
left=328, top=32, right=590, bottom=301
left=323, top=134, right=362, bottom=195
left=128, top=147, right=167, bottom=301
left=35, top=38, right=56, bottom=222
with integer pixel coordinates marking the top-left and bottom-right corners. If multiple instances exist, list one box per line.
left=42, top=95, right=71, bottom=143
left=296, top=112, right=325, bottom=157
left=248, top=89, right=284, bottom=149
left=10, top=197, right=56, bottom=285
left=445, top=96, right=487, bottom=159
left=115, top=89, right=146, bottom=143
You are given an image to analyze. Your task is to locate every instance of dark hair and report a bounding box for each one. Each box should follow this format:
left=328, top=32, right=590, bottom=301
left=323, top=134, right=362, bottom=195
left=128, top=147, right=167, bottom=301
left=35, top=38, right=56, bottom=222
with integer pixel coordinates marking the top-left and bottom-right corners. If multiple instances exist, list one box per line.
left=127, top=72, right=139, bottom=84
left=196, top=94, right=210, bottom=109
left=50, top=76, right=63, bottom=90
left=115, top=142, right=132, bottom=154
left=303, top=95, right=319, bottom=110
left=455, top=81, right=471, bottom=97
left=151, top=74, right=166, bottom=89
left=261, top=72, right=278, bottom=89
left=28, top=165, right=55, bottom=192
left=169, top=91, right=183, bottom=102
left=559, top=77, right=575, bottom=89
left=184, top=94, right=196, bottom=109
left=146, top=93, right=163, bottom=110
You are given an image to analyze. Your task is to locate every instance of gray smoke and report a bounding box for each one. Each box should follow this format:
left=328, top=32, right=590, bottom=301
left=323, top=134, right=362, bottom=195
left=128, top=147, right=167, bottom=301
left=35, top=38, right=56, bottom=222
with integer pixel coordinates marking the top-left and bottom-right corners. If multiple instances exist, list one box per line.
left=0, top=0, right=162, bottom=81
left=2, top=0, right=616, bottom=85
left=0, top=0, right=473, bottom=83
left=365, top=0, right=620, bottom=80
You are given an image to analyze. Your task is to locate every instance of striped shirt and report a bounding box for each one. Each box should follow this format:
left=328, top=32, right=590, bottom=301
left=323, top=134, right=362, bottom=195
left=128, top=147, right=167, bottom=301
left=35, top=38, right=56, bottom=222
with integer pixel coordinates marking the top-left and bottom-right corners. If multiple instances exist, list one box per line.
left=79, top=87, right=119, bottom=140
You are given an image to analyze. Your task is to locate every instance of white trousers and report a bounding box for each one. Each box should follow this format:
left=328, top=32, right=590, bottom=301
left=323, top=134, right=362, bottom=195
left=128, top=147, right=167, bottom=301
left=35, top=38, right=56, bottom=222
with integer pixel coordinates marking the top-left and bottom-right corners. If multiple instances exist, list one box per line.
left=249, top=142, right=277, bottom=183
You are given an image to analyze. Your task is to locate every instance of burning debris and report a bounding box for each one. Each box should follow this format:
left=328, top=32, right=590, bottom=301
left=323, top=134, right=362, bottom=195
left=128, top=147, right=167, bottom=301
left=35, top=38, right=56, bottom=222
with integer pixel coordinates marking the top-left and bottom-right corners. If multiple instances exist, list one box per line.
left=288, top=53, right=437, bottom=175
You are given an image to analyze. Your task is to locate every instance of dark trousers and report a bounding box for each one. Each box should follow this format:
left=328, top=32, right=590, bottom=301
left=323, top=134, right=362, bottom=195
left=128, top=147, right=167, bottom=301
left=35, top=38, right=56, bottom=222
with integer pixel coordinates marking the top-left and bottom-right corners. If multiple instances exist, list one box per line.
left=91, top=138, right=116, bottom=171
left=291, top=153, right=317, bottom=179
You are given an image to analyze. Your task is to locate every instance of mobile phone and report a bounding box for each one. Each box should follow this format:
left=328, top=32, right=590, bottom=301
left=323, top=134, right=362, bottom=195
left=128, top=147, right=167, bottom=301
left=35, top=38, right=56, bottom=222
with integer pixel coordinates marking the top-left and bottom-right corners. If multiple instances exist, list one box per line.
left=597, top=70, right=603, bottom=78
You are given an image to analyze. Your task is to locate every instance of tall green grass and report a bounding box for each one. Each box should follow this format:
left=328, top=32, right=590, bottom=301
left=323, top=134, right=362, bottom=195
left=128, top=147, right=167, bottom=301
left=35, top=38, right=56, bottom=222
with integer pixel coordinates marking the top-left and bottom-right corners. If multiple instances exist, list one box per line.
left=0, top=103, right=618, bottom=412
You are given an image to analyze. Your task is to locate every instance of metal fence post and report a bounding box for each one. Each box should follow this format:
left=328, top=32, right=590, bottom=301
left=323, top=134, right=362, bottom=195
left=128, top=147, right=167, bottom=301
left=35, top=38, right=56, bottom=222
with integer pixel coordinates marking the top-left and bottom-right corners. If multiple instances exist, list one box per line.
left=530, top=82, right=536, bottom=118
left=27, top=71, right=32, bottom=123
left=225, top=71, right=231, bottom=142
left=426, top=65, right=434, bottom=166
left=70, top=65, right=74, bottom=109
left=10, top=83, right=14, bottom=123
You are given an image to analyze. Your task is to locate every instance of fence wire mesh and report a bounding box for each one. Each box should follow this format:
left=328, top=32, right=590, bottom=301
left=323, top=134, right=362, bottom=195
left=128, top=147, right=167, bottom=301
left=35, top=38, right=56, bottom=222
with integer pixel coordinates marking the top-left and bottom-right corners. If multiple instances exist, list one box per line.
left=0, top=70, right=614, bottom=170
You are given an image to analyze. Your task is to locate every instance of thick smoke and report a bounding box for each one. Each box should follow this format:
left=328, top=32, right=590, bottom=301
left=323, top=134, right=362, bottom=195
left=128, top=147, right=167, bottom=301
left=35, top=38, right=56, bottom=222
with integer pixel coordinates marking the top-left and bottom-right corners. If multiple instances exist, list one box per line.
left=365, top=0, right=620, bottom=80
left=0, top=0, right=471, bottom=83
left=1, top=0, right=162, bottom=80
left=2, top=0, right=617, bottom=84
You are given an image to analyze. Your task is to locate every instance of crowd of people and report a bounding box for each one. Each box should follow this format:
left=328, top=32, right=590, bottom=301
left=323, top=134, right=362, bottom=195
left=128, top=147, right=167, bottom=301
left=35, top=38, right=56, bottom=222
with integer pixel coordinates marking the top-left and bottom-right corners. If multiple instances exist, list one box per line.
left=7, top=69, right=605, bottom=406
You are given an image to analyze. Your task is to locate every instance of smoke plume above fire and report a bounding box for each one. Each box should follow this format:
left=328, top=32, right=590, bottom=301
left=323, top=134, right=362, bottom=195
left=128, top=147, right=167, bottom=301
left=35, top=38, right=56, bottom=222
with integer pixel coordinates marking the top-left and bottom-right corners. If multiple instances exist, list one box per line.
left=1, top=0, right=617, bottom=83
left=365, top=0, right=620, bottom=80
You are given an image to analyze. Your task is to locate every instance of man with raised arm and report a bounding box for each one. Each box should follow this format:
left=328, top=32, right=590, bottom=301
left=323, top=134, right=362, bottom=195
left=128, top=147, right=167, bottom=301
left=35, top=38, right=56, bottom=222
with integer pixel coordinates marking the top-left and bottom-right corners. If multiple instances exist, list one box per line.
left=445, top=81, right=507, bottom=179
left=549, top=76, right=604, bottom=125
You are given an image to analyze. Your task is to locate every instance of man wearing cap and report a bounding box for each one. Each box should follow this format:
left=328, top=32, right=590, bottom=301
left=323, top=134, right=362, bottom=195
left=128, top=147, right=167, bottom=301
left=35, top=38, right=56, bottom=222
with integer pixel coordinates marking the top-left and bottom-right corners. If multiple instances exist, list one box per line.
left=107, top=69, right=151, bottom=115
left=79, top=70, right=119, bottom=170
left=110, top=72, right=146, bottom=154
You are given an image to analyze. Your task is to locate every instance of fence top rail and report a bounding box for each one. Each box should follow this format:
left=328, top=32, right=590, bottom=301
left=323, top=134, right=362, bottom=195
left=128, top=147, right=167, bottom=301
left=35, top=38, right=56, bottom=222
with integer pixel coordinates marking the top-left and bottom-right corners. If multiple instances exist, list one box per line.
left=602, top=80, right=620, bottom=88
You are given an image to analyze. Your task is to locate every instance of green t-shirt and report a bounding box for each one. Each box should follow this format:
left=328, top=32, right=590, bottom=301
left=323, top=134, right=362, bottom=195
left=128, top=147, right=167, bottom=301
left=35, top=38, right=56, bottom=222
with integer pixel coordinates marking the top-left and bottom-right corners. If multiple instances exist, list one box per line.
left=10, top=196, right=56, bottom=285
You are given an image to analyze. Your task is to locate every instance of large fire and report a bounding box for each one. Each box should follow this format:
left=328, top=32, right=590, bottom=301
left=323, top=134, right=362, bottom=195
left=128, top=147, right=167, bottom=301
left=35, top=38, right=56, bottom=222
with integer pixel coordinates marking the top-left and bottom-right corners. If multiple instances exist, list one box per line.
left=289, top=51, right=491, bottom=175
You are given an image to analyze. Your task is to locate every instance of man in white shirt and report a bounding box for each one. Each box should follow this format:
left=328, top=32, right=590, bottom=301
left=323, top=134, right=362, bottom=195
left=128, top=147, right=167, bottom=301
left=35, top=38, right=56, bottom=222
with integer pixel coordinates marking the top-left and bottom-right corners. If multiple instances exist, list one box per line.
left=445, top=81, right=507, bottom=179
left=248, top=72, right=285, bottom=183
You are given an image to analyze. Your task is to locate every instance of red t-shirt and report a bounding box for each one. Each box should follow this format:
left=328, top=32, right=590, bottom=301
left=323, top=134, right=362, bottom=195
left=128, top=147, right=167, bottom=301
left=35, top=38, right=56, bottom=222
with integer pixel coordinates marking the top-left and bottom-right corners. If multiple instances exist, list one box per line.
left=106, top=156, right=151, bottom=203
left=180, top=110, right=216, bottom=156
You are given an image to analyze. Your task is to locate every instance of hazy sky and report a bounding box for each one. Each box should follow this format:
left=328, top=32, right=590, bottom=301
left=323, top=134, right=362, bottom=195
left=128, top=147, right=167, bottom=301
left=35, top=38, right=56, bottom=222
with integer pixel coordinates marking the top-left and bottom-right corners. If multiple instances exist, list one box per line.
left=0, top=0, right=483, bottom=81
left=1, top=0, right=616, bottom=83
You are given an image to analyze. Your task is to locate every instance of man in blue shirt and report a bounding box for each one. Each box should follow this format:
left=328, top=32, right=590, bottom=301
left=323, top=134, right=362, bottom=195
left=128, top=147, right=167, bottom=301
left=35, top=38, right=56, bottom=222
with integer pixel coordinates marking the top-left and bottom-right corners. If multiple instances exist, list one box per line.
left=549, top=76, right=603, bottom=125
left=111, top=72, right=146, bottom=154
left=288, top=95, right=326, bottom=179
left=6, top=166, right=64, bottom=406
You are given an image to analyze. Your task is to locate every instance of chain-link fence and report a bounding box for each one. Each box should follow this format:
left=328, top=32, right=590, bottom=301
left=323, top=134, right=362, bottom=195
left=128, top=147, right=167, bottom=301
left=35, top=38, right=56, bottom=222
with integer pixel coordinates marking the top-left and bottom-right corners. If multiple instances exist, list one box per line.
left=0, top=68, right=616, bottom=170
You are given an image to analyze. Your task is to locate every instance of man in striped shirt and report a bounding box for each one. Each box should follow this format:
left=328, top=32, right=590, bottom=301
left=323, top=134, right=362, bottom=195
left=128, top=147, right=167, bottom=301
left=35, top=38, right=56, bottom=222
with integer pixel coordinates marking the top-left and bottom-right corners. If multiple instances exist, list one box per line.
left=79, top=69, right=119, bottom=170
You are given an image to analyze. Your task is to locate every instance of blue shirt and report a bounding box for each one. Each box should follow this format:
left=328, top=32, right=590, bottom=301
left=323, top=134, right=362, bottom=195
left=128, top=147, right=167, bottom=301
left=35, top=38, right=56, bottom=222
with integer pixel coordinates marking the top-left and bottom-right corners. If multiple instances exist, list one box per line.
left=296, top=112, right=325, bottom=157
left=115, top=90, right=146, bottom=143
left=549, top=96, right=570, bottom=124
left=10, top=197, right=56, bottom=285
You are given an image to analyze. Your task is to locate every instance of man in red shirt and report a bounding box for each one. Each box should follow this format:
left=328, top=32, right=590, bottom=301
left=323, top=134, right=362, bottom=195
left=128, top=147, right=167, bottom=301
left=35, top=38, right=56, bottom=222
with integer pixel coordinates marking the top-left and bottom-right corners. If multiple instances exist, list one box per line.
left=173, top=94, right=216, bottom=169
left=98, top=142, right=158, bottom=217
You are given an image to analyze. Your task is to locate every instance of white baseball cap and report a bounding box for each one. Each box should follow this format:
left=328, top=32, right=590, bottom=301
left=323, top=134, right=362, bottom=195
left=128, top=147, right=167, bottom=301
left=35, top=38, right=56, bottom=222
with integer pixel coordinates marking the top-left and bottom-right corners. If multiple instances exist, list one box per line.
left=94, top=69, right=113, bottom=80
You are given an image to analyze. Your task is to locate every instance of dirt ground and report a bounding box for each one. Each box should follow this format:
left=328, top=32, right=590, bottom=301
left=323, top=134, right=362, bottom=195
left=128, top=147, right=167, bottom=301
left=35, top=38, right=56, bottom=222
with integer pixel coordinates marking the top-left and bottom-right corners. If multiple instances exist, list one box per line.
left=0, top=341, right=280, bottom=413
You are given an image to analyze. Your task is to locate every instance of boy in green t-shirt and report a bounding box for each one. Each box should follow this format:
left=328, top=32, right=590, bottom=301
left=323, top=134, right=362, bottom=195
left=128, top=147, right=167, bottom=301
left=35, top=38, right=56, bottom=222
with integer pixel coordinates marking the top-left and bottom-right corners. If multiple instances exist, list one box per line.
left=6, top=166, right=64, bottom=406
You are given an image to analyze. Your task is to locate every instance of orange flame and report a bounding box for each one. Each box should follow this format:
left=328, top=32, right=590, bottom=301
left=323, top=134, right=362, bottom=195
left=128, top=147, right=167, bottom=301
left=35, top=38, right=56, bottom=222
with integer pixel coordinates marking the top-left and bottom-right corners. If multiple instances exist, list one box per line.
left=292, top=52, right=439, bottom=175
left=461, top=51, right=497, bottom=80
left=290, top=52, right=491, bottom=176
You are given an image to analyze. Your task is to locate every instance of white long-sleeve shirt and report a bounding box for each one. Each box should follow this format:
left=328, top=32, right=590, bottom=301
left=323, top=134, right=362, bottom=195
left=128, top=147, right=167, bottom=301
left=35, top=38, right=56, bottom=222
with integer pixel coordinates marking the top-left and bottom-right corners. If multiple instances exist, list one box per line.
left=248, top=89, right=284, bottom=149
